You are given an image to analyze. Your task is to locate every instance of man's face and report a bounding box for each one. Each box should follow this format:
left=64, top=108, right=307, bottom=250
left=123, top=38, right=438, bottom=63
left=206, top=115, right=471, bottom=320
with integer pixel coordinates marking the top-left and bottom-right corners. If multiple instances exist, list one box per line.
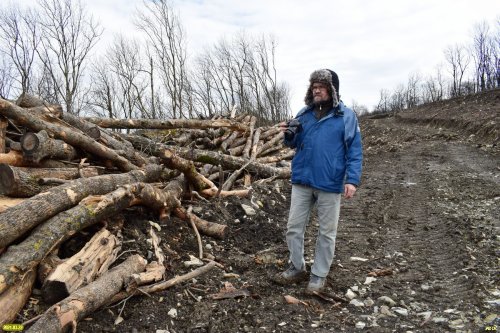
left=312, top=82, right=330, bottom=104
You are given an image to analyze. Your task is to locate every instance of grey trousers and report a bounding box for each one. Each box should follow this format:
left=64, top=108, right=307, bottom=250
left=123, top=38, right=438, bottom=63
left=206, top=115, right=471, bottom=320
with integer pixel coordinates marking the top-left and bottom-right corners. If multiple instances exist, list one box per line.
left=286, top=184, right=341, bottom=278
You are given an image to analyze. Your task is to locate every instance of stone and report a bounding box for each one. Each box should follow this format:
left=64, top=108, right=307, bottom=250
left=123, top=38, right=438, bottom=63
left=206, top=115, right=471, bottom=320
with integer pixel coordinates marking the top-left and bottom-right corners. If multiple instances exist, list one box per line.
left=380, top=305, right=396, bottom=317
left=364, top=298, right=375, bottom=307
left=346, top=289, right=358, bottom=300
left=377, top=296, right=396, bottom=306
left=349, top=299, right=365, bottom=307
left=417, top=311, right=432, bottom=320
left=432, top=317, right=448, bottom=323
left=364, top=276, right=377, bottom=285
left=241, top=204, right=256, bottom=216
left=355, top=321, right=366, bottom=329
left=392, top=307, right=409, bottom=316
left=167, top=308, right=177, bottom=318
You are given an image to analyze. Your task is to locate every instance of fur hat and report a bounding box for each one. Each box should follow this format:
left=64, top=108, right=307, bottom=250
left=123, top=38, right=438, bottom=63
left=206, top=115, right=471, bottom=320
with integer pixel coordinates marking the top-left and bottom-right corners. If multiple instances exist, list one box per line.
left=304, top=69, right=339, bottom=107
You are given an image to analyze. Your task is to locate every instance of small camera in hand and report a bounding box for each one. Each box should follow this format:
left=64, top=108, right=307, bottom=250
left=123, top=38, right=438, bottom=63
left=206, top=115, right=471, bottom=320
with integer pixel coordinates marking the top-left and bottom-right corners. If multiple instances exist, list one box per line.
left=284, top=119, right=302, bottom=140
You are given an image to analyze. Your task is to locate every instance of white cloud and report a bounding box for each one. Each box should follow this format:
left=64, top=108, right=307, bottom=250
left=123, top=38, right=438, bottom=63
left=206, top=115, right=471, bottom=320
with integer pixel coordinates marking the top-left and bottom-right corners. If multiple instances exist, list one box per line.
left=7, top=0, right=500, bottom=112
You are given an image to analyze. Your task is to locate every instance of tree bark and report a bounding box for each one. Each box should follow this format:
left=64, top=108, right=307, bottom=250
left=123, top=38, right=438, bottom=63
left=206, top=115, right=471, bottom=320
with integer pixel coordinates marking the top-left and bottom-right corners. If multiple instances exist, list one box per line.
left=20, top=130, right=79, bottom=163
left=0, top=98, right=138, bottom=171
left=0, top=163, right=53, bottom=197
left=42, top=228, right=121, bottom=304
left=27, top=255, right=147, bottom=333
left=82, top=116, right=249, bottom=132
left=0, top=268, right=36, bottom=326
left=0, top=165, right=162, bottom=249
left=0, top=116, right=7, bottom=153
left=0, top=183, right=144, bottom=295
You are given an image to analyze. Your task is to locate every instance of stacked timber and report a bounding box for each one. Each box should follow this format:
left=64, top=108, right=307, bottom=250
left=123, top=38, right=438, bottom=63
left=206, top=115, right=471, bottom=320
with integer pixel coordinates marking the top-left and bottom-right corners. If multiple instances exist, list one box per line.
left=0, top=94, right=292, bottom=332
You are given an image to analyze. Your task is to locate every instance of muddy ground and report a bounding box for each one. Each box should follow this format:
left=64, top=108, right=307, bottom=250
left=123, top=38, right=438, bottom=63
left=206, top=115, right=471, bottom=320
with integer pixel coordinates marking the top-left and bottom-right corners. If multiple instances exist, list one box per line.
left=21, top=91, right=499, bottom=332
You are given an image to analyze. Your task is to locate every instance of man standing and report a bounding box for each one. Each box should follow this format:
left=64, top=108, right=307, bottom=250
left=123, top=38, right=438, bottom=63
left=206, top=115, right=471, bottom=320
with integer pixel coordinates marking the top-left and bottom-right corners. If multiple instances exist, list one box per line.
left=273, top=69, right=363, bottom=294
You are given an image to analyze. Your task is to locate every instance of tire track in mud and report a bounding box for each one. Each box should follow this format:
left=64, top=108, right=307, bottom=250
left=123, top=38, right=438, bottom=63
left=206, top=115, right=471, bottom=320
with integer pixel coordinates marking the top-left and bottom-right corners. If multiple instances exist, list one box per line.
left=331, top=118, right=498, bottom=330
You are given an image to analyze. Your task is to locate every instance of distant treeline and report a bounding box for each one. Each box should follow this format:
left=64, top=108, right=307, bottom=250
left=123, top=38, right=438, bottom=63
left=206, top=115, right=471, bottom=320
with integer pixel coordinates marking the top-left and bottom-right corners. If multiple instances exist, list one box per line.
left=368, top=19, right=499, bottom=115
left=0, top=0, right=291, bottom=124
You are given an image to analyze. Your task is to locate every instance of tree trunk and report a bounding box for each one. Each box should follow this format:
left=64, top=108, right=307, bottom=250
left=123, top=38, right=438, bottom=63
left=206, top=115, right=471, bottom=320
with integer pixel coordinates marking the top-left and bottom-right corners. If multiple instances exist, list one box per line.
left=0, top=116, right=7, bottom=153
left=0, top=165, right=162, bottom=249
left=27, top=255, right=147, bottom=333
left=0, top=268, right=36, bottom=326
left=0, top=163, right=53, bottom=197
left=0, top=98, right=138, bottom=171
left=42, top=228, right=121, bottom=304
left=82, top=116, right=249, bottom=132
left=20, top=130, right=79, bottom=163
left=0, top=183, right=144, bottom=295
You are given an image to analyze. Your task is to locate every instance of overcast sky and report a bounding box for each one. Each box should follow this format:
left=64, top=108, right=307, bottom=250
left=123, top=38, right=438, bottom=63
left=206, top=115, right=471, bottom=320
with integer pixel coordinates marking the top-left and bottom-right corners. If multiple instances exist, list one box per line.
left=15, top=0, right=500, bottom=113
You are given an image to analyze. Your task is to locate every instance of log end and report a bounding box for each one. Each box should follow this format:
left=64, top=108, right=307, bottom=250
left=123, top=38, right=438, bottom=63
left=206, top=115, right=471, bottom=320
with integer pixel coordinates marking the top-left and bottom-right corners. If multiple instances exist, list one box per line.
left=42, top=280, right=70, bottom=305
left=20, top=132, right=40, bottom=154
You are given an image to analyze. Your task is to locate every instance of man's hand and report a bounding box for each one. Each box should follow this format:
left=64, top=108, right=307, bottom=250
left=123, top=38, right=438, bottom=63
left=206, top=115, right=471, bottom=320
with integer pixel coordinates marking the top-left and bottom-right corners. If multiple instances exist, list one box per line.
left=344, top=184, right=357, bottom=199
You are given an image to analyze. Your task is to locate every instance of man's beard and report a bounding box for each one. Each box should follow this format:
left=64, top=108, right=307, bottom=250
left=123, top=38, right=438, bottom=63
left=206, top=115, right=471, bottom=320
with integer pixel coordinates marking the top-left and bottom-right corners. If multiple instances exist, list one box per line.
left=312, top=97, right=332, bottom=108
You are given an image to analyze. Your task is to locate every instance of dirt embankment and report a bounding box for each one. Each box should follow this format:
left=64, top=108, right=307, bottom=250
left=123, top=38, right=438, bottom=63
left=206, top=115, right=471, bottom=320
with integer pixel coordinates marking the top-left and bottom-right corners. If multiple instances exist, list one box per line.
left=22, top=90, right=499, bottom=333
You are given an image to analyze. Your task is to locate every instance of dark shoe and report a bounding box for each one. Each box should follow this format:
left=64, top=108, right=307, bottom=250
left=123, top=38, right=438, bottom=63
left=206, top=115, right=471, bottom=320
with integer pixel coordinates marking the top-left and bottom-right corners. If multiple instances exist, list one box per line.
left=272, top=264, right=308, bottom=285
left=305, top=274, right=326, bottom=294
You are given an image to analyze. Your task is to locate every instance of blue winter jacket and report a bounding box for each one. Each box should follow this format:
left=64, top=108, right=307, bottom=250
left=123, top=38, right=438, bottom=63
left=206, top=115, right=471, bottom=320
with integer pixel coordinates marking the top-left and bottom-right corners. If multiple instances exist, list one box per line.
left=284, top=102, right=363, bottom=193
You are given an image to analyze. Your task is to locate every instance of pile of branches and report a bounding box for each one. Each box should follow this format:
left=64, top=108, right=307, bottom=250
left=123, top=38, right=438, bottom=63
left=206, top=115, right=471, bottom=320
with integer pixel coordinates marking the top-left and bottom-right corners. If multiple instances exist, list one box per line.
left=0, top=94, right=292, bottom=332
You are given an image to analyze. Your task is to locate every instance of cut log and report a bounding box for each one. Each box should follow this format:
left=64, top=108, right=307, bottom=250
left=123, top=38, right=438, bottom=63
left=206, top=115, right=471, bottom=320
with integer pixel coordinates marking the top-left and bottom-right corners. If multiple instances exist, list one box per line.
left=27, top=254, right=147, bottom=333
left=0, top=196, right=24, bottom=213
left=0, top=183, right=144, bottom=295
left=0, top=116, right=7, bottom=153
left=174, top=207, right=227, bottom=239
left=0, top=164, right=162, bottom=249
left=256, top=149, right=295, bottom=164
left=82, top=116, right=249, bottom=132
left=20, top=130, right=79, bottom=163
left=257, top=132, right=284, bottom=156
left=0, top=98, right=138, bottom=171
left=0, top=164, right=101, bottom=197
left=0, top=268, right=36, bottom=326
left=0, top=150, right=24, bottom=166
left=42, top=228, right=121, bottom=304
left=1, top=164, right=101, bottom=179
left=242, top=116, right=256, bottom=159
left=0, top=163, right=53, bottom=197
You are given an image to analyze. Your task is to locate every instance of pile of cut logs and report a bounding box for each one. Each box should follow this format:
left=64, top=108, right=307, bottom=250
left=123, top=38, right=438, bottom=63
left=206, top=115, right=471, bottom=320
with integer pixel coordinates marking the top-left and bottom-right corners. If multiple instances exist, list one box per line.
left=0, top=94, right=292, bottom=332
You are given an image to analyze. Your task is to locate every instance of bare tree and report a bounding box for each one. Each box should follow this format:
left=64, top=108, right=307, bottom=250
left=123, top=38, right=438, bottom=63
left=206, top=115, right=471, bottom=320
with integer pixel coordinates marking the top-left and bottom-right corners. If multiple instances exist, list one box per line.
left=0, top=4, right=41, bottom=95
left=444, top=44, right=470, bottom=96
left=423, top=65, right=445, bottom=103
left=405, top=72, right=421, bottom=108
left=374, top=89, right=391, bottom=113
left=136, top=0, right=189, bottom=119
left=36, top=0, right=102, bottom=115
left=193, top=33, right=290, bottom=123
left=471, top=21, right=494, bottom=91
